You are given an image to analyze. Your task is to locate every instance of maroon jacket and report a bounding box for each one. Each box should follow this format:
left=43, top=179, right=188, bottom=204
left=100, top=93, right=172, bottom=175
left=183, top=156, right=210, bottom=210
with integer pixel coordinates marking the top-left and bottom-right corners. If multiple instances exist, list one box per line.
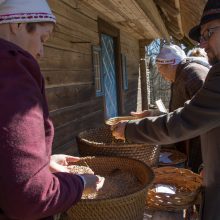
left=0, top=38, right=84, bottom=220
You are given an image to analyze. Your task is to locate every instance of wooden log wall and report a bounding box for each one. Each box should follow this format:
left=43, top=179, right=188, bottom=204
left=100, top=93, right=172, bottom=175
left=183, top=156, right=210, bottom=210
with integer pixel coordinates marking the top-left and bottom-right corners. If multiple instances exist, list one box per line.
left=40, top=0, right=140, bottom=155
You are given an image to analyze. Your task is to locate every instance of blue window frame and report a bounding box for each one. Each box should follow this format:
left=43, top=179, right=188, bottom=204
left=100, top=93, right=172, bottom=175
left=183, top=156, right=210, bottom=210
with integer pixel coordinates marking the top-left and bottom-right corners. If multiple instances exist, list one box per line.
left=92, top=45, right=104, bottom=96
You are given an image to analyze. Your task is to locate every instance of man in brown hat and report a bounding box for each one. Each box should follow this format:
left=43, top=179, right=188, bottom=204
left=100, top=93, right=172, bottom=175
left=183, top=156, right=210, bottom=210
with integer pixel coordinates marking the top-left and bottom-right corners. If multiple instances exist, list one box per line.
left=111, top=0, right=220, bottom=219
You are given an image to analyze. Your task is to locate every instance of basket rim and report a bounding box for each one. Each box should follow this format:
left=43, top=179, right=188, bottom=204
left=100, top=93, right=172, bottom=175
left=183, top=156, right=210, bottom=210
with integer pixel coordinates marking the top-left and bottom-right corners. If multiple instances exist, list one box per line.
left=79, top=186, right=149, bottom=203
left=159, top=149, right=187, bottom=165
left=77, top=127, right=158, bottom=147
left=76, top=135, right=158, bottom=148
left=146, top=166, right=202, bottom=211
left=74, top=156, right=155, bottom=202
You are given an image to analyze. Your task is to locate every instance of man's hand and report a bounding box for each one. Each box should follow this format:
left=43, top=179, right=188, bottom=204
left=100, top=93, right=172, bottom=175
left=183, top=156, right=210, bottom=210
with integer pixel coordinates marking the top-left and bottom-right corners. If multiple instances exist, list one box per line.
left=111, top=121, right=127, bottom=141
left=50, top=154, right=80, bottom=173
left=130, top=110, right=153, bottom=118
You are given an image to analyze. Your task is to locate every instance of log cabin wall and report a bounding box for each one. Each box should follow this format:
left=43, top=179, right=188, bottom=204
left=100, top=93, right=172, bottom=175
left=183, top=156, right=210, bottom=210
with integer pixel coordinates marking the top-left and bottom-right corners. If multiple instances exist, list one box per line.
left=39, top=0, right=140, bottom=155
left=121, top=31, right=140, bottom=114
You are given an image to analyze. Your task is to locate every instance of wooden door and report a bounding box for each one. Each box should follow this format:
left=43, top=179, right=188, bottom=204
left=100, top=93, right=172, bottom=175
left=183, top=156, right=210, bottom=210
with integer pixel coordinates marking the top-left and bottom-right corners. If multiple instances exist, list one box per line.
left=101, top=34, right=118, bottom=119
left=98, top=18, right=123, bottom=119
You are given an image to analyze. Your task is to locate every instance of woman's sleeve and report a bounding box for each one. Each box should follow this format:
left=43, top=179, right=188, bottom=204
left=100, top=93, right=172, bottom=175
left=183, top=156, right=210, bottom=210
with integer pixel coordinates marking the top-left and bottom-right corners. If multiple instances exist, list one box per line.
left=0, top=53, right=84, bottom=219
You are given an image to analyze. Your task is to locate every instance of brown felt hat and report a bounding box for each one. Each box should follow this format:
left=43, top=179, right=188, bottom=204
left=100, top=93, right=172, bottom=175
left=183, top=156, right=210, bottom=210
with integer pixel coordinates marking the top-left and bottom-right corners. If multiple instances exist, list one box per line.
left=189, top=0, right=220, bottom=42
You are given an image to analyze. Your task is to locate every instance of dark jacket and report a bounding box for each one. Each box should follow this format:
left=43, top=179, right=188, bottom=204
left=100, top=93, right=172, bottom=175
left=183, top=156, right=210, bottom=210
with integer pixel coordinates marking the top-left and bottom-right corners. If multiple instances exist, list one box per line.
left=125, top=62, right=220, bottom=220
left=169, top=59, right=209, bottom=172
left=170, top=59, right=209, bottom=111
left=0, top=38, right=83, bottom=220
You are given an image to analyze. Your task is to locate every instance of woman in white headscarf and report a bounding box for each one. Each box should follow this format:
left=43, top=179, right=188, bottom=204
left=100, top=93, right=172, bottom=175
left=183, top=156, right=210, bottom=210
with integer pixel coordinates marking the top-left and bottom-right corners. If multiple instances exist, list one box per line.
left=0, top=1, right=104, bottom=219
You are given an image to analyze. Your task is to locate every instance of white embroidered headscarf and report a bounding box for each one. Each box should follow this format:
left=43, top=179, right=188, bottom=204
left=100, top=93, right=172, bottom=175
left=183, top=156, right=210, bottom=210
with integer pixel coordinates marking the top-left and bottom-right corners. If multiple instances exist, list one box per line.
left=0, top=0, right=56, bottom=24
left=156, top=44, right=186, bottom=65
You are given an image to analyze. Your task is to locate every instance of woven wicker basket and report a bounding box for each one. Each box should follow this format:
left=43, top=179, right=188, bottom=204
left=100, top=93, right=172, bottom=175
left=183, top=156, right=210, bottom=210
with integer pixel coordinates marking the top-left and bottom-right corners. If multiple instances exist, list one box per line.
left=159, top=149, right=187, bottom=167
left=66, top=156, right=154, bottom=220
left=77, top=126, right=160, bottom=167
left=146, top=166, right=202, bottom=212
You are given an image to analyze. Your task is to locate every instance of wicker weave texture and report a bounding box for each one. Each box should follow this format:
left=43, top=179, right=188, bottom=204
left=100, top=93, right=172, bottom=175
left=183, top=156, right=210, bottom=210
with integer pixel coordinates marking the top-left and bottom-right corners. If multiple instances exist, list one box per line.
left=159, top=149, right=187, bottom=167
left=66, top=156, right=154, bottom=220
left=77, top=126, right=160, bottom=167
left=146, top=166, right=202, bottom=211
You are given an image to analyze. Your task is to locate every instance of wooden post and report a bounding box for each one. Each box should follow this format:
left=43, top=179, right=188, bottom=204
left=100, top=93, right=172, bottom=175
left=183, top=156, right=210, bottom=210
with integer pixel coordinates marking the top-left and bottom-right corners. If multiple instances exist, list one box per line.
left=139, top=39, right=152, bottom=110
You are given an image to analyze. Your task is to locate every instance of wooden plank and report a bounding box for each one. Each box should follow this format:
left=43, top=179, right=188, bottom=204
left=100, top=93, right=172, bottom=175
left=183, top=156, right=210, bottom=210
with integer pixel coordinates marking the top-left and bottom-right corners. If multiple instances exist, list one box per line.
left=59, top=0, right=78, bottom=9
left=39, top=46, right=92, bottom=69
left=110, top=0, right=162, bottom=38
left=46, top=84, right=95, bottom=111
left=50, top=98, right=103, bottom=128
left=82, top=0, right=159, bottom=40
left=155, top=0, right=180, bottom=17
left=134, top=0, right=169, bottom=40
left=80, top=1, right=145, bottom=40
left=54, top=24, right=99, bottom=44
left=72, top=1, right=98, bottom=20
left=124, top=97, right=138, bottom=114
left=49, top=0, right=97, bottom=32
left=139, top=40, right=148, bottom=110
left=47, top=35, right=91, bottom=55
left=83, top=0, right=125, bottom=22
left=42, top=69, right=92, bottom=86
left=52, top=140, right=79, bottom=156
left=111, top=0, right=143, bottom=20
left=53, top=110, right=104, bottom=148
left=54, top=13, right=98, bottom=42
left=174, top=0, right=184, bottom=36
left=121, top=35, right=139, bottom=50
left=127, top=78, right=139, bottom=89
left=119, top=23, right=145, bottom=39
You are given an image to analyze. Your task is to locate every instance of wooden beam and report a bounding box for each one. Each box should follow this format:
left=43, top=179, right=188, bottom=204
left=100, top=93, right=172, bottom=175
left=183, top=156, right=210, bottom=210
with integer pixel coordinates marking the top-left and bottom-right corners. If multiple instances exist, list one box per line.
left=109, top=0, right=162, bottom=38
left=155, top=0, right=180, bottom=17
left=174, top=0, right=184, bottom=36
left=135, top=0, right=170, bottom=41
left=167, top=22, right=182, bottom=35
left=139, top=39, right=150, bottom=110
left=167, top=28, right=183, bottom=40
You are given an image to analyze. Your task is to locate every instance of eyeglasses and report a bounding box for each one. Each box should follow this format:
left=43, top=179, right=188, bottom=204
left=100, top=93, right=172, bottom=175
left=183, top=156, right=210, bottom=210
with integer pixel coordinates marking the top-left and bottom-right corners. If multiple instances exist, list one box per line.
left=200, top=26, right=220, bottom=42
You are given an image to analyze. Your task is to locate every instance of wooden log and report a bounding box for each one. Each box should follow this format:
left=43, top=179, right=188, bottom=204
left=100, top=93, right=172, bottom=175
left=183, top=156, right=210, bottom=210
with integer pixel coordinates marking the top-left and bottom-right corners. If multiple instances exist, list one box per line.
left=46, top=35, right=91, bottom=55
left=83, top=0, right=125, bottom=22
left=52, top=140, right=78, bottom=155
left=54, top=23, right=99, bottom=44
left=39, top=46, right=92, bottom=70
left=155, top=0, right=180, bottom=17
left=49, top=0, right=97, bottom=32
left=135, top=0, right=170, bottom=41
left=50, top=98, right=103, bottom=128
left=42, top=69, right=92, bottom=86
left=46, top=84, right=95, bottom=111
left=139, top=39, right=150, bottom=110
left=53, top=110, right=104, bottom=148
left=55, top=13, right=98, bottom=41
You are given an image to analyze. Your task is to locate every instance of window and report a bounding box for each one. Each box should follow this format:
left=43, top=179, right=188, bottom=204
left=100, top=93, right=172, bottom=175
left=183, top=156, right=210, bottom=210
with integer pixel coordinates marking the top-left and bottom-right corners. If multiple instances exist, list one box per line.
left=92, top=45, right=103, bottom=96
left=121, top=53, right=128, bottom=90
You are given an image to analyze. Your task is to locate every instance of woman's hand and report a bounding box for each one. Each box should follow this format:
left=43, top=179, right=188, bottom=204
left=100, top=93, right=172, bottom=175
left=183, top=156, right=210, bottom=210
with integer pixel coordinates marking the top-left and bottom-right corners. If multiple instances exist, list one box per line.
left=80, top=174, right=105, bottom=195
left=50, top=154, right=80, bottom=173
left=111, top=121, right=127, bottom=141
